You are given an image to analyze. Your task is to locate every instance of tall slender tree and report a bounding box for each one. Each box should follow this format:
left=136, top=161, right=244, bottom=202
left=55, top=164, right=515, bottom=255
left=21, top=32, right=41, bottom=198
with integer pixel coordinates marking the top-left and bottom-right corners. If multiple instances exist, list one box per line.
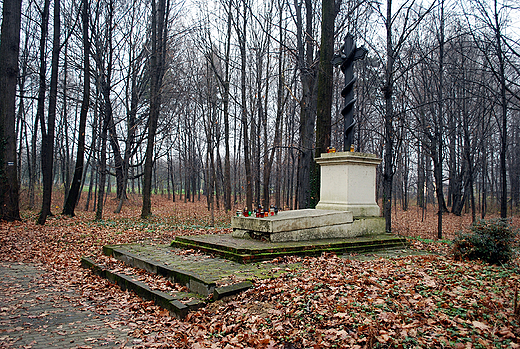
left=95, top=0, right=114, bottom=221
left=382, top=0, right=433, bottom=233
left=142, top=0, right=168, bottom=218
left=63, top=0, right=91, bottom=216
left=296, top=0, right=317, bottom=209
left=38, top=0, right=60, bottom=225
left=382, top=0, right=395, bottom=233
left=237, top=0, right=253, bottom=212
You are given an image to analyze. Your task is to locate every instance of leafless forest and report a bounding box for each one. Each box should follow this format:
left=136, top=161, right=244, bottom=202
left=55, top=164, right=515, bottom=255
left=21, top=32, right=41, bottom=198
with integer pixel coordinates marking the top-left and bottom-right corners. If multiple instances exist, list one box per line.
left=1, top=0, right=519, bottom=236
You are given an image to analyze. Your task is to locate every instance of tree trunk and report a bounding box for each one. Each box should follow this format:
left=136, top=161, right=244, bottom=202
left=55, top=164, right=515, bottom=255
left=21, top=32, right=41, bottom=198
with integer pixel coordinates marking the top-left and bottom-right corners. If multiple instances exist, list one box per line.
left=63, top=0, right=90, bottom=216
left=33, top=0, right=51, bottom=213
left=94, top=0, right=114, bottom=220
left=274, top=6, right=284, bottom=209
left=238, top=1, right=253, bottom=212
left=16, top=10, right=29, bottom=207
left=382, top=0, right=394, bottom=233
left=108, top=115, right=124, bottom=199
left=95, top=130, right=108, bottom=220
left=313, top=0, right=337, bottom=207
left=142, top=0, right=167, bottom=218
left=223, top=0, right=232, bottom=211
left=495, top=0, right=508, bottom=218
left=434, top=0, right=445, bottom=239
left=62, top=43, right=71, bottom=205
left=38, top=0, right=60, bottom=225
left=0, top=0, right=22, bottom=221
left=296, top=0, right=317, bottom=209
left=264, top=15, right=285, bottom=210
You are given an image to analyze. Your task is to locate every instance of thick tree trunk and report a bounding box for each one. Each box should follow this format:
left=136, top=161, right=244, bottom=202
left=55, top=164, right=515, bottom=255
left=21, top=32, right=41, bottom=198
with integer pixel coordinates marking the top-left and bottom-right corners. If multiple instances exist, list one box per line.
left=296, top=0, right=317, bottom=210
left=0, top=0, right=22, bottom=221
left=313, top=0, right=336, bottom=208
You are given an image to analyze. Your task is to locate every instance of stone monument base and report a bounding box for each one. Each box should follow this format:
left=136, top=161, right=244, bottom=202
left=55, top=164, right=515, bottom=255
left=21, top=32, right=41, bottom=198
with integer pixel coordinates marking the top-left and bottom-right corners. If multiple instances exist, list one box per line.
left=315, top=151, right=382, bottom=217
left=231, top=209, right=384, bottom=242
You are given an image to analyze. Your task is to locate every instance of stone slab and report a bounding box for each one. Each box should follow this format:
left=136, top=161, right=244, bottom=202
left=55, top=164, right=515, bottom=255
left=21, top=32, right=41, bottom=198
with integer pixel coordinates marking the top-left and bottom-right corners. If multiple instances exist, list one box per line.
left=315, top=202, right=381, bottom=217
left=81, top=257, right=192, bottom=318
left=103, top=242, right=294, bottom=285
left=173, top=231, right=406, bottom=263
left=213, top=281, right=253, bottom=300
left=104, top=246, right=217, bottom=296
left=231, top=209, right=383, bottom=242
left=315, top=151, right=381, bottom=164
left=231, top=209, right=353, bottom=234
left=233, top=218, right=383, bottom=242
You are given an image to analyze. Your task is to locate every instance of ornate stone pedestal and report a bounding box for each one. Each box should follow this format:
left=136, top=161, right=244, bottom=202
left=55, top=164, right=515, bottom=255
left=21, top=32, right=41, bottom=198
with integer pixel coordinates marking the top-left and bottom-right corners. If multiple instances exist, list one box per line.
left=315, top=152, right=381, bottom=217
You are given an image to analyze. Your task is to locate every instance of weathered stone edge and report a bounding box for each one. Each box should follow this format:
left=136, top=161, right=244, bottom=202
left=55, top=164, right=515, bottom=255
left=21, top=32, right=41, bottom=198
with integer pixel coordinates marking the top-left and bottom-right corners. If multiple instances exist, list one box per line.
left=213, top=281, right=253, bottom=301
left=103, top=245, right=216, bottom=296
left=170, top=240, right=249, bottom=263
left=174, top=232, right=404, bottom=256
left=80, top=257, right=255, bottom=317
left=171, top=237, right=408, bottom=263
left=80, top=257, right=191, bottom=319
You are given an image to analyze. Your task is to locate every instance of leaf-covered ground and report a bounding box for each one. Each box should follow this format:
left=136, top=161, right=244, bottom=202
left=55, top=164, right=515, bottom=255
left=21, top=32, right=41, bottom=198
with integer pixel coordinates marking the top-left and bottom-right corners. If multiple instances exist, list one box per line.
left=1, top=195, right=519, bottom=348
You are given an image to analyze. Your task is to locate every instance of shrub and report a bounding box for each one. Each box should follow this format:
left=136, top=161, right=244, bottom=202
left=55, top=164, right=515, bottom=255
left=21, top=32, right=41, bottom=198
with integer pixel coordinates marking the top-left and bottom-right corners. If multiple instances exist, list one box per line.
left=452, top=218, right=518, bottom=264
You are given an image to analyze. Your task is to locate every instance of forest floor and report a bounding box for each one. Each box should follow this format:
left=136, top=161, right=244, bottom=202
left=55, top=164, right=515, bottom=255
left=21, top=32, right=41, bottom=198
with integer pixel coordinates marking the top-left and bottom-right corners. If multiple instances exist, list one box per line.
left=1, top=194, right=519, bottom=348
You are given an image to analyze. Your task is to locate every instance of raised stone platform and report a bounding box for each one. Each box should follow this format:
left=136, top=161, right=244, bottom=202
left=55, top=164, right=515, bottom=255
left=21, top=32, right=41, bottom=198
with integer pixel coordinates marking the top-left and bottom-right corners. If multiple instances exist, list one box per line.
left=172, top=233, right=407, bottom=263
left=231, top=209, right=384, bottom=242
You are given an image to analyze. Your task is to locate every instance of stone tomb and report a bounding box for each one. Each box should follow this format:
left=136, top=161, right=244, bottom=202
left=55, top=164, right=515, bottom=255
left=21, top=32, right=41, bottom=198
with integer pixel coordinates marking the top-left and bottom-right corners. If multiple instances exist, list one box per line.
left=231, top=209, right=384, bottom=242
left=231, top=151, right=384, bottom=243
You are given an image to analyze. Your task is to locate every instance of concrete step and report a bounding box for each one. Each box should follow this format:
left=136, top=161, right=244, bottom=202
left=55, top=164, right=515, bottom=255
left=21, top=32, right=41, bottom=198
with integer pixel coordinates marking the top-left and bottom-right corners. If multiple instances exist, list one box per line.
left=80, top=256, right=252, bottom=319
left=172, top=233, right=408, bottom=263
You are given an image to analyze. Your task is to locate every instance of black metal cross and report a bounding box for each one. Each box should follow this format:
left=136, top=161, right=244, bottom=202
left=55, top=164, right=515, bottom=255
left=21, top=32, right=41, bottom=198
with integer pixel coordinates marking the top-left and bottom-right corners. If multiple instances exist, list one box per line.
left=332, top=34, right=367, bottom=152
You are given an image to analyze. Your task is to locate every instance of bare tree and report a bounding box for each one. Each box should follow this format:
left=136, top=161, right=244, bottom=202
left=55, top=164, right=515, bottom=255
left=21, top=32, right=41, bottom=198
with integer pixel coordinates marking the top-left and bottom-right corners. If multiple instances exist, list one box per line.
left=142, top=0, right=168, bottom=218
left=38, top=0, right=61, bottom=225
left=63, top=0, right=90, bottom=216
left=235, top=0, right=254, bottom=212
left=295, top=0, right=317, bottom=209
left=381, top=0, right=433, bottom=233
left=92, top=0, right=114, bottom=220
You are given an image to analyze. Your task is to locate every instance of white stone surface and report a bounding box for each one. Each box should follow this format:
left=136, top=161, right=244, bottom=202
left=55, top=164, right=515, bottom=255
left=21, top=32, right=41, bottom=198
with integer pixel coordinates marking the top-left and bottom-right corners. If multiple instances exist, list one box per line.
left=231, top=209, right=353, bottom=233
left=231, top=210, right=385, bottom=242
left=315, top=152, right=382, bottom=217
